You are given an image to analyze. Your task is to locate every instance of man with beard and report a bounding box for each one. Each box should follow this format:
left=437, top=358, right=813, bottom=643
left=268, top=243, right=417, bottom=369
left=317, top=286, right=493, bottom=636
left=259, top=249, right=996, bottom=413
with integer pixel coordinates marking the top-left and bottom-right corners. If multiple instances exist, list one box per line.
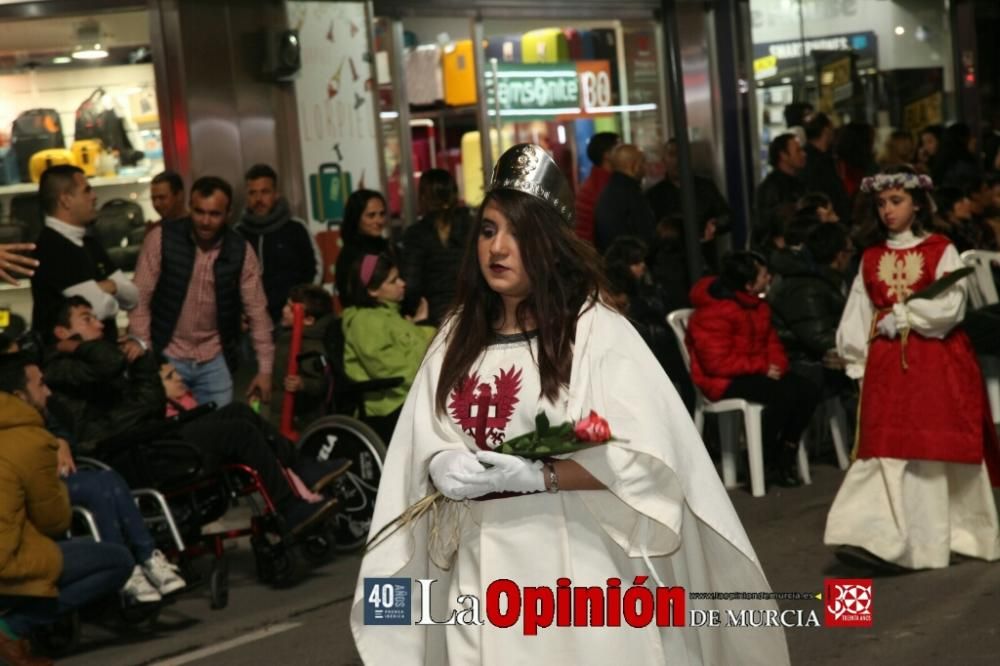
left=235, top=164, right=318, bottom=325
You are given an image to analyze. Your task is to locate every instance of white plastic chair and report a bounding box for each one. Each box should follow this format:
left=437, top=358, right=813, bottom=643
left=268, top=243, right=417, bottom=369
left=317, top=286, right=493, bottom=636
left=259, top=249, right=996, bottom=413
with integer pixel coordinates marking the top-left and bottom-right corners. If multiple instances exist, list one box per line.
left=667, top=309, right=811, bottom=497
left=959, top=250, right=1000, bottom=425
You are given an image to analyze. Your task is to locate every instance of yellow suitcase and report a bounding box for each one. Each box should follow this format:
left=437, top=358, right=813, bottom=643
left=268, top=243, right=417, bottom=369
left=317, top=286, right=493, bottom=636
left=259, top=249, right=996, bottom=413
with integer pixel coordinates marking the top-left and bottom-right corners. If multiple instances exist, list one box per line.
left=443, top=40, right=477, bottom=106
left=71, top=139, right=102, bottom=177
left=521, top=28, right=570, bottom=64
left=460, top=128, right=515, bottom=206
left=29, top=148, right=75, bottom=183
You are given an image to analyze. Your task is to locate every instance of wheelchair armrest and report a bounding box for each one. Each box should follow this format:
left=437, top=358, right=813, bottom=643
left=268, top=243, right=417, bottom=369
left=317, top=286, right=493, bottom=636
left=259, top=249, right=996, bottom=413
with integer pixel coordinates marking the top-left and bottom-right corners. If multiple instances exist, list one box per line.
left=338, top=376, right=405, bottom=394
left=74, top=456, right=111, bottom=472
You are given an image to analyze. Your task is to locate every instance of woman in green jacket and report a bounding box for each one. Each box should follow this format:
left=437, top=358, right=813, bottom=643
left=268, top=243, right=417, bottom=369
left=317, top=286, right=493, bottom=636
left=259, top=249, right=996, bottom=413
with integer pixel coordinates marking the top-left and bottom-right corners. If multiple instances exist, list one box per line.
left=342, top=253, right=436, bottom=443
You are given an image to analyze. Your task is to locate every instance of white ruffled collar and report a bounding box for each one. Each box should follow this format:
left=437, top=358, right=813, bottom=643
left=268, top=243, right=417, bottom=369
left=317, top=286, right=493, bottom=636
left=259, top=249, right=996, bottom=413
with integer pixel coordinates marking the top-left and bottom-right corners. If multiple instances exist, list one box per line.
left=886, top=229, right=926, bottom=250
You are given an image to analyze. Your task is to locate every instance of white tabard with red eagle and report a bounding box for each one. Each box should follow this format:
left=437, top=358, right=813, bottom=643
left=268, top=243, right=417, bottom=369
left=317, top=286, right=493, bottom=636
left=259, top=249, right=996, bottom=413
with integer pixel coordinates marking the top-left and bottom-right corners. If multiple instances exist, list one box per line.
left=352, top=301, right=789, bottom=666
left=825, top=230, right=1000, bottom=569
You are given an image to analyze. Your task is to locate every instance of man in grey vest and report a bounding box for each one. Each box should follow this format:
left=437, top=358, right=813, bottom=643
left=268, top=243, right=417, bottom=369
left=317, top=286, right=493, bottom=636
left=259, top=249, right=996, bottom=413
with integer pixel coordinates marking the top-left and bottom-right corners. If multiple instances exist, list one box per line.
left=129, top=176, right=273, bottom=407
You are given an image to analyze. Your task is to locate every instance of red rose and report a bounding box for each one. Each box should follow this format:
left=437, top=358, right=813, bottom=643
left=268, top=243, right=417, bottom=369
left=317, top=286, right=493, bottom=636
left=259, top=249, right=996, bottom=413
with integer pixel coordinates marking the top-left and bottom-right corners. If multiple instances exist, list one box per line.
left=573, top=410, right=612, bottom=443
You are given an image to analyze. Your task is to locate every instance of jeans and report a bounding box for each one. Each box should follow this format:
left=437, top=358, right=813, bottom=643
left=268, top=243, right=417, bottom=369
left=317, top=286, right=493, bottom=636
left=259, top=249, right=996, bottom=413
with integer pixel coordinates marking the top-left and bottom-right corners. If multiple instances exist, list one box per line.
left=65, top=469, right=156, bottom=563
left=167, top=353, right=233, bottom=407
left=1, top=539, right=133, bottom=636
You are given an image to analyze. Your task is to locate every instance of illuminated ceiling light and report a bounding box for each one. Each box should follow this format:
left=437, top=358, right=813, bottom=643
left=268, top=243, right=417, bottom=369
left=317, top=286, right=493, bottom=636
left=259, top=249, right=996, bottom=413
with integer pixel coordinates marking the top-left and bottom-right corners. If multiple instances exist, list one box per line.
left=52, top=56, right=72, bottom=64
left=71, top=21, right=109, bottom=60
left=894, top=26, right=905, bottom=36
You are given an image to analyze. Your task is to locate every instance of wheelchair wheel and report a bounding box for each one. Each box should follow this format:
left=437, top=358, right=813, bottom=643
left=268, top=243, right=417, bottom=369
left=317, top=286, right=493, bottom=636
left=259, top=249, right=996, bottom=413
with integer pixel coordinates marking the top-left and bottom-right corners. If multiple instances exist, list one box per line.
left=297, top=415, right=387, bottom=553
left=209, top=557, right=229, bottom=610
left=252, top=536, right=278, bottom=584
left=118, top=599, right=163, bottom=626
left=300, top=522, right=337, bottom=565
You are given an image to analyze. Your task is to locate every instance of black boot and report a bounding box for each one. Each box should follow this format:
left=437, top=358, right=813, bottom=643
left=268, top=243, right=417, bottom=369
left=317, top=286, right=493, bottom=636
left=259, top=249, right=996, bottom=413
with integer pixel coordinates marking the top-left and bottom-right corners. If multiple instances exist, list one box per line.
left=770, top=442, right=802, bottom=488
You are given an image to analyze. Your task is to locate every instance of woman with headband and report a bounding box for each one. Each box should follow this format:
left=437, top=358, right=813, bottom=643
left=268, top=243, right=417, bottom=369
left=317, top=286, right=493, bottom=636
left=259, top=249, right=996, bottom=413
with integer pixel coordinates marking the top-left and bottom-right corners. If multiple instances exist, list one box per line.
left=825, top=165, right=1000, bottom=572
left=341, top=253, right=435, bottom=444
left=351, top=144, right=789, bottom=665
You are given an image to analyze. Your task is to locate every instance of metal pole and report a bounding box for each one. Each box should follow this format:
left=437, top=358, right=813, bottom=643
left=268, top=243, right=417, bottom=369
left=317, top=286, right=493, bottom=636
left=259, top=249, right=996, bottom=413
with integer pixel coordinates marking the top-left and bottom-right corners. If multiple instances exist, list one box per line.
left=660, top=0, right=704, bottom=284
left=472, top=17, right=494, bottom=191
left=389, top=18, right=416, bottom=225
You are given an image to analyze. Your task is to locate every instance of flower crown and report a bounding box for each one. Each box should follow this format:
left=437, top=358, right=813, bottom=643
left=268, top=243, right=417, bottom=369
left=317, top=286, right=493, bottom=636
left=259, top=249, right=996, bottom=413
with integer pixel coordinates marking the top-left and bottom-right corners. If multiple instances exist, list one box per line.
left=859, top=172, right=933, bottom=193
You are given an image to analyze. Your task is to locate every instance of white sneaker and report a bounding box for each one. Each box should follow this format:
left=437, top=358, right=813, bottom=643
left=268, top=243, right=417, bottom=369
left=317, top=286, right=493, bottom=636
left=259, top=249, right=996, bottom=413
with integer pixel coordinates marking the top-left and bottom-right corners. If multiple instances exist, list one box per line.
left=142, top=550, right=187, bottom=595
left=122, top=565, right=161, bottom=603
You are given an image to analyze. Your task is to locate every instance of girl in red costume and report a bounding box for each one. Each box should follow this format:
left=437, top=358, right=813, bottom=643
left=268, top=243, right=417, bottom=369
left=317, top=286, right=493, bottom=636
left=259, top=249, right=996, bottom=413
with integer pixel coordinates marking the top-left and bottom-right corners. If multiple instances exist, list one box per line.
left=825, top=165, right=1000, bottom=570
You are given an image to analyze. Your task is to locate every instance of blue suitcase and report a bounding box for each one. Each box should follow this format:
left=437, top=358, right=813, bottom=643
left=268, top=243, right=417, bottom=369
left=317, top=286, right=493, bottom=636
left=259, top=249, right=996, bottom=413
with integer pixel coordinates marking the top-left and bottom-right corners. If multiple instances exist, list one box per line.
left=485, top=35, right=522, bottom=64
left=0, top=146, right=20, bottom=185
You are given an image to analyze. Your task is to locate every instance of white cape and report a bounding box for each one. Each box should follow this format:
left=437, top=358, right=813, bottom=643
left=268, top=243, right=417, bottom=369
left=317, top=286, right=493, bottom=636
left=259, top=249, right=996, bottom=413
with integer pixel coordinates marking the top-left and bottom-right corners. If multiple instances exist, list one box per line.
left=350, top=302, right=789, bottom=665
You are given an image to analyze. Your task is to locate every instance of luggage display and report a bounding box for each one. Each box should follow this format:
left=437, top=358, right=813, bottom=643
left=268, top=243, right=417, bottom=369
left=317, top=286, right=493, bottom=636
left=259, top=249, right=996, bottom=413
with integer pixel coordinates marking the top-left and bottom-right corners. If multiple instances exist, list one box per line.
left=563, top=28, right=583, bottom=60
left=315, top=222, right=342, bottom=286
left=11, top=108, right=65, bottom=183
left=9, top=194, right=43, bottom=243
left=576, top=30, right=599, bottom=60
left=591, top=29, right=620, bottom=104
left=309, top=163, right=353, bottom=223
left=574, top=119, right=597, bottom=186
left=0, top=146, right=20, bottom=185
left=460, top=128, right=514, bottom=207
left=75, top=88, right=143, bottom=166
left=94, top=198, right=145, bottom=271
left=28, top=148, right=75, bottom=183
left=405, top=45, right=444, bottom=106
left=71, top=139, right=102, bottom=177
left=443, top=40, right=477, bottom=106
left=485, top=35, right=522, bottom=64
left=521, top=28, right=569, bottom=64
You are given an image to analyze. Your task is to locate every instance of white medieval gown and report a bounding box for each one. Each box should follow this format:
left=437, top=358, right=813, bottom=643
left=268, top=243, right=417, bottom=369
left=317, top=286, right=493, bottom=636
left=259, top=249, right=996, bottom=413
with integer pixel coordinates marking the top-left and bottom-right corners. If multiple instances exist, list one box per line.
left=824, top=230, right=1000, bottom=568
left=351, top=301, right=789, bottom=665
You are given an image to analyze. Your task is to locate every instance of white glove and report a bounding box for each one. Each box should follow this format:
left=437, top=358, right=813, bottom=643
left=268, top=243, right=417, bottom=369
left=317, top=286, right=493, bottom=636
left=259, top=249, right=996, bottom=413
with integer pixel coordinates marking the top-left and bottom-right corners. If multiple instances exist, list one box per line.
left=429, top=449, right=489, bottom=500
left=892, top=303, right=910, bottom=335
left=876, top=313, right=898, bottom=339
left=449, top=450, right=546, bottom=495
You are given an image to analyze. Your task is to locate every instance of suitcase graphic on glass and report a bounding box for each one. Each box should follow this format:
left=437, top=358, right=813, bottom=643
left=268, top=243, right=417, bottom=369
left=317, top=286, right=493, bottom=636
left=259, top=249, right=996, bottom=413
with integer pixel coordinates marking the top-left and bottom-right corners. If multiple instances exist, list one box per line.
left=443, top=40, right=477, bottom=106
left=521, top=28, right=569, bottom=64
left=309, top=163, right=352, bottom=223
left=485, top=35, right=522, bottom=64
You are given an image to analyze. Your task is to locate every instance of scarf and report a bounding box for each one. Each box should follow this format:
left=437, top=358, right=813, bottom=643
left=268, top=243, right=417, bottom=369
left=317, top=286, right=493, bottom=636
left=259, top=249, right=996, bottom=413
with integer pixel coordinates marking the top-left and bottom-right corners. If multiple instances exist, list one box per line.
left=238, top=197, right=293, bottom=235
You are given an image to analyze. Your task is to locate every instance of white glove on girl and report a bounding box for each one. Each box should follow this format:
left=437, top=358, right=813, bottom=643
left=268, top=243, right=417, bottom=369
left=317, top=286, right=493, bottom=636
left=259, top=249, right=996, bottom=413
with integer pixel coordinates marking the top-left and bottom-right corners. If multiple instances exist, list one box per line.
left=876, top=313, right=899, bottom=339
left=892, top=302, right=910, bottom=334
left=447, top=451, right=546, bottom=495
left=429, top=449, right=489, bottom=500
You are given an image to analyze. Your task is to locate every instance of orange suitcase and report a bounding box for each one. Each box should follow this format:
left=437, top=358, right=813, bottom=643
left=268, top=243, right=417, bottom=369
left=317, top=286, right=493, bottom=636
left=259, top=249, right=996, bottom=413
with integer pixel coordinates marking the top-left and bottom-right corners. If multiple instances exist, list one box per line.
left=443, top=39, right=477, bottom=106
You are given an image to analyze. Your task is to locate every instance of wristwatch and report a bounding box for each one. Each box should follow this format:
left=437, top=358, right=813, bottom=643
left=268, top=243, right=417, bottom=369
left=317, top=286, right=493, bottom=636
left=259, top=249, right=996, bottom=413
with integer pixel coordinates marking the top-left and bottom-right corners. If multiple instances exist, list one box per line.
left=545, top=462, right=559, bottom=493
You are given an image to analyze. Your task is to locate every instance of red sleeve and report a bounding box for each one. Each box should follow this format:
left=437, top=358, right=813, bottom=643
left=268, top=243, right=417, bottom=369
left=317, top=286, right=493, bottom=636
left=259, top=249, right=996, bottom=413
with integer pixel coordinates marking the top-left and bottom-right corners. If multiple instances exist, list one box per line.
left=689, top=307, right=769, bottom=377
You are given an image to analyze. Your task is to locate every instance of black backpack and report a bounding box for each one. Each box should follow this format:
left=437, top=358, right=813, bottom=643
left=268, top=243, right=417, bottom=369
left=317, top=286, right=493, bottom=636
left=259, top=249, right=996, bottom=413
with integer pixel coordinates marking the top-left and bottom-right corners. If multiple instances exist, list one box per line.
left=94, top=198, right=146, bottom=271
left=10, top=109, right=65, bottom=183
left=75, top=89, right=144, bottom=166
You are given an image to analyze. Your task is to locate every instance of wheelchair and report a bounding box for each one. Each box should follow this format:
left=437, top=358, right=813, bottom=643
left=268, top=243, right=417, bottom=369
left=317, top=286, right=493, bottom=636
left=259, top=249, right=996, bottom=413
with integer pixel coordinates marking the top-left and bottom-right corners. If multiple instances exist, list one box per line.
left=292, top=315, right=402, bottom=552
left=90, top=404, right=336, bottom=610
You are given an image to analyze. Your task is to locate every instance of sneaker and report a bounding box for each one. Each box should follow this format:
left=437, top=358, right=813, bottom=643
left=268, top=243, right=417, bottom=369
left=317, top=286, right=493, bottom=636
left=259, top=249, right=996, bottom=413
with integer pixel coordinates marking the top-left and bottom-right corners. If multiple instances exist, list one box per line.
left=294, top=458, right=352, bottom=494
left=122, top=565, right=162, bottom=603
left=142, top=550, right=187, bottom=595
left=283, top=497, right=339, bottom=537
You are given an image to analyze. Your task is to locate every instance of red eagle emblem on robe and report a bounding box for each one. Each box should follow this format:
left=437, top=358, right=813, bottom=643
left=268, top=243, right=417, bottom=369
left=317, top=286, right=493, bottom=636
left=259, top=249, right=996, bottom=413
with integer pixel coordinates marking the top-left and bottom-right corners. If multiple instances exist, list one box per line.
left=448, top=365, right=522, bottom=450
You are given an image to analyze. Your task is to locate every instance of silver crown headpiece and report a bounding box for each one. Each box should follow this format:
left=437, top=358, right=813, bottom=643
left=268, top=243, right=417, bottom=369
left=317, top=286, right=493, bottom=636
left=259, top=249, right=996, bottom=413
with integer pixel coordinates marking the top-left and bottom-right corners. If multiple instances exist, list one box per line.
left=487, top=143, right=574, bottom=224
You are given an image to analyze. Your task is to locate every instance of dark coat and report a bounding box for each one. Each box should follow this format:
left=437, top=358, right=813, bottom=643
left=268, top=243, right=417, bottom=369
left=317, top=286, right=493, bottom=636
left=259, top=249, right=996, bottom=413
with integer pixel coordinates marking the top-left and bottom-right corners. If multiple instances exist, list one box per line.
left=686, top=276, right=788, bottom=401
left=399, top=209, right=472, bottom=326
left=752, top=170, right=806, bottom=248
left=236, top=217, right=317, bottom=325
left=645, top=175, right=731, bottom=231
left=802, top=143, right=850, bottom=222
left=594, top=172, right=656, bottom=253
left=767, top=249, right=847, bottom=361
left=44, top=340, right=166, bottom=452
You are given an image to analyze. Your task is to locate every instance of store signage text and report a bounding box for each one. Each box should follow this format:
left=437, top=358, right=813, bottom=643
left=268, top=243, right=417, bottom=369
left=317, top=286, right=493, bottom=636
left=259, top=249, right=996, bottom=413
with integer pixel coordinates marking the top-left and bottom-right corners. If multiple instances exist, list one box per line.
left=486, top=61, right=613, bottom=117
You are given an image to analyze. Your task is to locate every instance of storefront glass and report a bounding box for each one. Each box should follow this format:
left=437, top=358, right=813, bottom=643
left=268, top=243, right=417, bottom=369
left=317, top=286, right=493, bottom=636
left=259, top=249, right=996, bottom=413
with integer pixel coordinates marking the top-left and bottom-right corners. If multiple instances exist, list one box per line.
left=749, top=0, right=954, bottom=172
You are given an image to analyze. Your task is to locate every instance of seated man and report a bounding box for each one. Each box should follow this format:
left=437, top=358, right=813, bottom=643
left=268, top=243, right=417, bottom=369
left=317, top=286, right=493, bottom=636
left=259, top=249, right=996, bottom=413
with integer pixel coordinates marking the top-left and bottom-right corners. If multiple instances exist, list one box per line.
left=42, top=297, right=337, bottom=537
left=687, top=251, right=821, bottom=487
left=0, top=352, right=134, bottom=665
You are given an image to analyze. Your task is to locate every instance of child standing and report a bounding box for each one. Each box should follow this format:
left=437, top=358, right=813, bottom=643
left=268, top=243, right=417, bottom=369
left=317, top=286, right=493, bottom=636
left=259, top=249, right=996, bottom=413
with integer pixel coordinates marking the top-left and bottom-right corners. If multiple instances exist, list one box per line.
left=825, top=165, right=1000, bottom=571
left=341, top=253, right=436, bottom=443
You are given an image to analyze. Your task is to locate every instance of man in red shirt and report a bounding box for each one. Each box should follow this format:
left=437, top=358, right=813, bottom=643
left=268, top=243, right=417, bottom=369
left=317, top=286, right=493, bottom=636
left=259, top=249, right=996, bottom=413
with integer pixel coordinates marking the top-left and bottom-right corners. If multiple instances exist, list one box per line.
left=574, top=132, right=619, bottom=243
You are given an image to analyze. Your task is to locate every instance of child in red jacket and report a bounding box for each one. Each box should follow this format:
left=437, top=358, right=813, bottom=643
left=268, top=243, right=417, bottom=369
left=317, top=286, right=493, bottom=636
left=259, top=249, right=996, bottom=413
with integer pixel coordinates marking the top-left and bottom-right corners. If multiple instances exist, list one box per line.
left=687, top=251, right=820, bottom=486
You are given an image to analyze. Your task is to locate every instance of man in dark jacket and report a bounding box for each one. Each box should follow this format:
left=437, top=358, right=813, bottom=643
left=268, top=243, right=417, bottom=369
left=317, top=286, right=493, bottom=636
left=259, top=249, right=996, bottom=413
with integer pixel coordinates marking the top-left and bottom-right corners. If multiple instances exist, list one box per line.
left=44, top=297, right=337, bottom=537
left=235, top=164, right=318, bottom=326
left=753, top=134, right=807, bottom=250
left=768, top=222, right=853, bottom=394
left=594, top=144, right=656, bottom=253
left=801, top=113, right=849, bottom=223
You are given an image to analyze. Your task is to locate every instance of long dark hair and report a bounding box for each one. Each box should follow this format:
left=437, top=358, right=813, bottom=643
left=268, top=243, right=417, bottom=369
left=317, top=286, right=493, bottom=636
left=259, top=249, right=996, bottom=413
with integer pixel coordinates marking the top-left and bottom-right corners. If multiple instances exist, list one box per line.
left=435, top=189, right=608, bottom=414
left=341, top=189, right=386, bottom=243
left=345, top=253, right=396, bottom=308
left=854, top=165, right=935, bottom=248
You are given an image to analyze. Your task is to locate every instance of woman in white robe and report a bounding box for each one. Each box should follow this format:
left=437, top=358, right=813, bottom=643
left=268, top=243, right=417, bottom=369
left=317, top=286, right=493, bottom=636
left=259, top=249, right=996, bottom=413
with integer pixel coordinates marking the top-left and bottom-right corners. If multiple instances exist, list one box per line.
left=350, top=144, right=789, bottom=665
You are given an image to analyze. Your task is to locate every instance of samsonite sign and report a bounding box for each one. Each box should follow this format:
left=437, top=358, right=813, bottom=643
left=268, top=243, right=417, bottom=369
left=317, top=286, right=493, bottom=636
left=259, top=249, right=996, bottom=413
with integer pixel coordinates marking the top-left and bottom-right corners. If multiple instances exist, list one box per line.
left=485, top=61, right=613, bottom=118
